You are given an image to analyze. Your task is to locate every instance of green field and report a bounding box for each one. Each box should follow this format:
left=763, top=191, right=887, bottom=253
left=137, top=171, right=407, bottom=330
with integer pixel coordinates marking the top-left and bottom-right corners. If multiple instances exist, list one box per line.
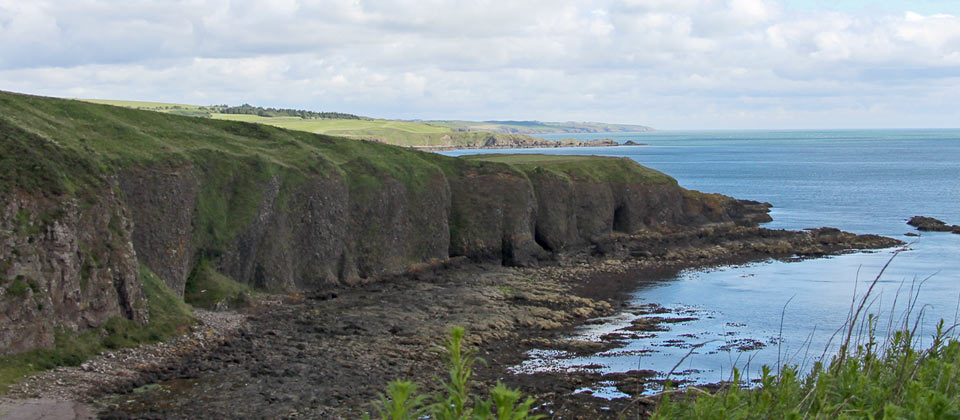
left=80, top=99, right=514, bottom=147
left=82, top=99, right=214, bottom=117
left=208, top=113, right=455, bottom=146
left=432, top=120, right=654, bottom=134
left=78, top=98, right=653, bottom=148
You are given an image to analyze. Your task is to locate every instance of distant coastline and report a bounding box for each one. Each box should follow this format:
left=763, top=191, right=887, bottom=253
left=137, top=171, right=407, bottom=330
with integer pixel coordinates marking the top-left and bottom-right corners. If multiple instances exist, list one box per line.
left=410, top=138, right=647, bottom=151
left=78, top=98, right=654, bottom=149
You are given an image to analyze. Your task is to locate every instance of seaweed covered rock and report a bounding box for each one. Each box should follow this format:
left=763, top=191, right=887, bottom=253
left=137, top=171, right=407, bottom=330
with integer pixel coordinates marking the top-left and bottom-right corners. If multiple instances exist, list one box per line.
left=907, top=216, right=960, bottom=234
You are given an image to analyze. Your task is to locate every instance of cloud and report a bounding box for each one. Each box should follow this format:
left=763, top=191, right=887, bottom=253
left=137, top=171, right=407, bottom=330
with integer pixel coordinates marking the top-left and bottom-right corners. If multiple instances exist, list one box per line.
left=0, top=0, right=958, bottom=128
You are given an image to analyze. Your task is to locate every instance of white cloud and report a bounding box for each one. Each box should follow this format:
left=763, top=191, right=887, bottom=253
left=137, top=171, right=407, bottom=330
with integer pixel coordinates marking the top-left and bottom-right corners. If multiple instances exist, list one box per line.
left=0, top=0, right=958, bottom=128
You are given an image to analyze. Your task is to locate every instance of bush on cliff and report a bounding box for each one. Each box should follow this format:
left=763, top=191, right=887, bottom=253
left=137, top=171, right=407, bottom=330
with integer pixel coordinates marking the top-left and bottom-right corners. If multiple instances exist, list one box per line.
left=184, top=259, right=253, bottom=309
left=364, top=326, right=544, bottom=420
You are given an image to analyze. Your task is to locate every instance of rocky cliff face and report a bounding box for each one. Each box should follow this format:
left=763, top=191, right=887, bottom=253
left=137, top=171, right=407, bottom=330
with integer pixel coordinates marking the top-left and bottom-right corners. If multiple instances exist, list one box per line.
left=0, top=91, right=771, bottom=355
left=0, top=186, right=147, bottom=355
left=114, top=154, right=770, bottom=299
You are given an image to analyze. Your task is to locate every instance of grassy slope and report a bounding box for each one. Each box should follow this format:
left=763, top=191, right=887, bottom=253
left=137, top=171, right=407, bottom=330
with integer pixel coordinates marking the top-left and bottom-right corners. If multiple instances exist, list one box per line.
left=2, top=91, right=463, bottom=255
left=463, top=154, right=676, bottom=184
left=79, top=98, right=505, bottom=147
left=208, top=113, right=461, bottom=146
left=79, top=98, right=654, bottom=147
left=430, top=120, right=654, bottom=134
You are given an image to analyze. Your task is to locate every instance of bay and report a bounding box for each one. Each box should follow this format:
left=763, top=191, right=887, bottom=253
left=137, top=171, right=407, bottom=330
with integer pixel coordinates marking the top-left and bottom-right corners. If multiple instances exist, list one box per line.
left=441, top=130, right=960, bottom=394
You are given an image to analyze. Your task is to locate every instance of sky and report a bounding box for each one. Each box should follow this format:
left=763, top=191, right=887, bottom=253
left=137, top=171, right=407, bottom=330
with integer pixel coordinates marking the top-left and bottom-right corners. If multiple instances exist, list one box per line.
left=1, top=0, right=959, bottom=129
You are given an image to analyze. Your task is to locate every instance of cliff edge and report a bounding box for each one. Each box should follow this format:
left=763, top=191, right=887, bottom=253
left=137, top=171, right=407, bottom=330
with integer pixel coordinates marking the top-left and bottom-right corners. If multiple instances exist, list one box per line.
left=0, top=91, right=769, bottom=355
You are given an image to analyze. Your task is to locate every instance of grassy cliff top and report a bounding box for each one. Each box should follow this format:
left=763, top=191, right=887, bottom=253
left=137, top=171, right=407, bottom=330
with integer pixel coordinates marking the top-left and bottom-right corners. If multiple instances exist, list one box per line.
left=77, top=98, right=654, bottom=146
left=463, top=154, right=676, bottom=184
left=0, top=91, right=458, bottom=195
left=0, top=91, right=676, bottom=197
left=77, top=98, right=518, bottom=147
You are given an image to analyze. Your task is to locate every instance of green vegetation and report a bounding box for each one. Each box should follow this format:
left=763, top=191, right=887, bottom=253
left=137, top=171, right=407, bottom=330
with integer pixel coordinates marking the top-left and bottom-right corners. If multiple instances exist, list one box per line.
left=654, top=323, right=960, bottom=420
left=1, top=90, right=462, bottom=253
left=464, top=154, right=676, bottom=184
left=82, top=99, right=363, bottom=120
left=431, top=120, right=654, bottom=135
left=184, top=260, right=253, bottom=309
left=0, top=90, right=677, bottom=392
left=79, top=97, right=654, bottom=147
left=138, top=264, right=194, bottom=340
left=364, top=327, right=543, bottom=420
left=208, top=113, right=460, bottom=146
left=0, top=328, right=104, bottom=392
left=652, top=255, right=959, bottom=420
left=218, top=103, right=361, bottom=120
left=0, top=265, right=193, bottom=393
left=81, top=99, right=213, bottom=117
left=4, top=276, right=30, bottom=297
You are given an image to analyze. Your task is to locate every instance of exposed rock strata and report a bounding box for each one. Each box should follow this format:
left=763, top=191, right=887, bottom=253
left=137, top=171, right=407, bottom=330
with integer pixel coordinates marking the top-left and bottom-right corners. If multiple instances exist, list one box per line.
left=0, top=186, right=146, bottom=355
left=116, top=157, right=774, bottom=302
left=2, top=150, right=768, bottom=354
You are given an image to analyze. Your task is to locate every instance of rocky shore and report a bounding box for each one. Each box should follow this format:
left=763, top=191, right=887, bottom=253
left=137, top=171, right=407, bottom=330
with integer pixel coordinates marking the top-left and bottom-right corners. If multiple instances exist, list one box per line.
left=8, top=224, right=897, bottom=419
left=908, top=216, right=960, bottom=234
left=411, top=137, right=625, bottom=151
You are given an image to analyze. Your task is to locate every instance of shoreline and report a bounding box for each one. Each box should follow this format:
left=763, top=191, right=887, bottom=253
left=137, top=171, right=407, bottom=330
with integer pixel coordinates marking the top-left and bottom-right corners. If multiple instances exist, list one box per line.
left=409, top=139, right=647, bottom=152
left=0, top=224, right=899, bottom=419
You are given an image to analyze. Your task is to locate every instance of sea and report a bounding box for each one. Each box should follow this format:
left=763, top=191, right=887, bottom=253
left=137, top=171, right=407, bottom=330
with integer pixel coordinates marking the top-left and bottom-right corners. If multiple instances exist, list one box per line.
left=440, top=129, right=960, bottom=396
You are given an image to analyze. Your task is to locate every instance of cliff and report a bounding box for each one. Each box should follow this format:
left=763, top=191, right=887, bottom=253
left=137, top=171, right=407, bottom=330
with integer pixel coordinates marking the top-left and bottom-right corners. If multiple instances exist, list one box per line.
left=0, top=91, right=768, bottom=355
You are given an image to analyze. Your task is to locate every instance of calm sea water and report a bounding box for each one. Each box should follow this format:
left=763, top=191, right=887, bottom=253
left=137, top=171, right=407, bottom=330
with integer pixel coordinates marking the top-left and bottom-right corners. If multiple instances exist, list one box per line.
left=442, top=130, right=960, bottom=395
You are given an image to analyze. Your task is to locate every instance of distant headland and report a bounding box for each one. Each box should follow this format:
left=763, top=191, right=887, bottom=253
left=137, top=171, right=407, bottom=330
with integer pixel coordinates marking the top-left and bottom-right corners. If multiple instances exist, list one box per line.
left=80, top=98, right=653, bottom=150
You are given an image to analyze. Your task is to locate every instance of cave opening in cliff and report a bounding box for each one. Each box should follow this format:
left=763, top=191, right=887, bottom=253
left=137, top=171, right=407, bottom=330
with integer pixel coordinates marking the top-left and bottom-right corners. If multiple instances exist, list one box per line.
left=612, top=205, right=630, bottom=233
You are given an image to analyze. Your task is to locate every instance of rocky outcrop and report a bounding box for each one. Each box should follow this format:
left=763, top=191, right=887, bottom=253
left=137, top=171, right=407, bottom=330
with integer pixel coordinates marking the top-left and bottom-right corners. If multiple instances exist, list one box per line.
left=0, top=187, right=147, bottom=355
left=117, top=166, right=199, bottom=296
left=907, top=216, right=960, bottom=234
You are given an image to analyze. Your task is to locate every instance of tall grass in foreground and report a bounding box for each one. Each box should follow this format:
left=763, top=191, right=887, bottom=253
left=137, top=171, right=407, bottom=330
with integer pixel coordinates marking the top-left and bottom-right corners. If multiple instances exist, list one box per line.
left=363, top=326, right=544, bottom=420
left=653, top=250, right=960, bottom=419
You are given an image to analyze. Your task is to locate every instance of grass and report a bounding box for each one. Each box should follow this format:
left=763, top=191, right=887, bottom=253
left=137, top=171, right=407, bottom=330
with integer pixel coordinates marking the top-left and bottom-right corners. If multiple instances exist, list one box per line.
left=653, top=326, right=960, bottom=419
left=423, top=120, right=654, bottom=134
left=184, top=260, right=253, bottom=309
left=81, top=99, right=214, bottom=117
left=80, top=97, right=585, bottom=147
left=464, top=154, right=677, bottom=184
left=210, top=114, right=451, bottom=135
left=0, top=265, right=193, bottom=393
left=650, top=251, right=960, bottom=420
